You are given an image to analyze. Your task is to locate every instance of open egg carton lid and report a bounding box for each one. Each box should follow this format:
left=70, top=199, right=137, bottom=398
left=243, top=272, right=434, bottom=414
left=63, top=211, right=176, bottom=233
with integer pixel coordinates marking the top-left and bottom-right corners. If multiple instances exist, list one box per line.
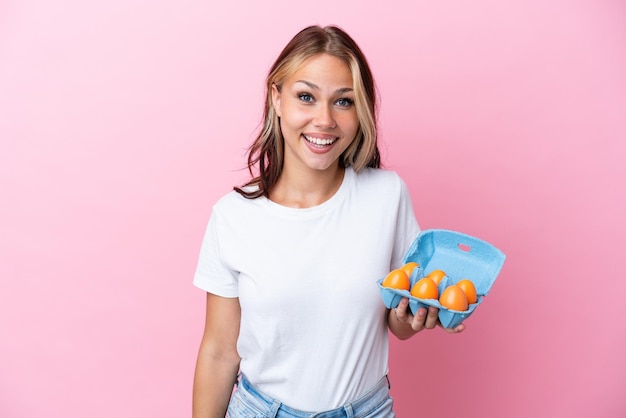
left=403, top=229, right=506, bottom=297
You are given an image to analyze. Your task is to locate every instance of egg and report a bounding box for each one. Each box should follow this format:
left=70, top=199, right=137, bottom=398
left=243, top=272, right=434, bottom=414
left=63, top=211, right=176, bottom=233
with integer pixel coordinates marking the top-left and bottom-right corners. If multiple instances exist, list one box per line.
left=439, top=284, right=469, bottom=311
left=456, top=279, right=478, bottom=304
left=410, top=277, right=439, bottom=299
left=426, top=269, right=446, bottom=285
left=400, top=262, right=420, bottom=278
left=381, top=269, right=410, bottom=291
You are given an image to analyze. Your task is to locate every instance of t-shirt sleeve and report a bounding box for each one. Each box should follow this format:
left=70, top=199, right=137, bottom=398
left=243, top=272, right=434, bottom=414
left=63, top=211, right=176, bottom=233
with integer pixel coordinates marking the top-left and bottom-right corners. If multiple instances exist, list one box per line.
left=193, top=208, right=239, bottom=297
left=391, top=175, right=421, bottom=269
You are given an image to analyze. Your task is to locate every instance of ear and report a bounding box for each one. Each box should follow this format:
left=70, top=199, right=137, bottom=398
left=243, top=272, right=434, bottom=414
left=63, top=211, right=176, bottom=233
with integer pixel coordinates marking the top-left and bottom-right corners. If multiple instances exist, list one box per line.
left=271, top=84, right=282, bottom=117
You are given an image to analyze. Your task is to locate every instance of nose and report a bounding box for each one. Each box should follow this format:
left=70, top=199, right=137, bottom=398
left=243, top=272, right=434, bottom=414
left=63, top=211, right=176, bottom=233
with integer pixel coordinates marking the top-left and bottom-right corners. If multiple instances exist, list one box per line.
left=313, top=104, right=336, bottom=129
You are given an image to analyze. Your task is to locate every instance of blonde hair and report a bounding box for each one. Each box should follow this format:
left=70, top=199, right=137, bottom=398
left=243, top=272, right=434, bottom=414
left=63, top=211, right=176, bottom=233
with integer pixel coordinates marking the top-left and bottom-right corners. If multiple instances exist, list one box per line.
left=236, top=25, right=380, bottom=199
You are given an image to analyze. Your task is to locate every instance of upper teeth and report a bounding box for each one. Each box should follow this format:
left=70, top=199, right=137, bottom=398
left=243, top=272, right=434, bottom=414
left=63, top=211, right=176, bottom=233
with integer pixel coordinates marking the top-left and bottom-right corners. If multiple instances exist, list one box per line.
left=304, top=135, right=336, bottom=145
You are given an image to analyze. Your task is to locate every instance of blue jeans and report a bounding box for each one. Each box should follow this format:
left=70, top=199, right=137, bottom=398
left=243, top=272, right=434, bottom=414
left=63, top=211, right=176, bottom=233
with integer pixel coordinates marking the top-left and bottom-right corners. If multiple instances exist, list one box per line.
left=227, top=374, right=395, bottom=418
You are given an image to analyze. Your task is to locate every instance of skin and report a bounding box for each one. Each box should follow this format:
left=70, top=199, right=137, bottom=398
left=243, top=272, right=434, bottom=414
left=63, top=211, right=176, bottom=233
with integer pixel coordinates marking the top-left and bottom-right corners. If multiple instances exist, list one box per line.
left=389, top=298, right=465, bottom=339
left=192, top=52, right=462, bottom=417
left=192, top=294, right=241, bottom=417
left=270, top=53, right=359, bottom=208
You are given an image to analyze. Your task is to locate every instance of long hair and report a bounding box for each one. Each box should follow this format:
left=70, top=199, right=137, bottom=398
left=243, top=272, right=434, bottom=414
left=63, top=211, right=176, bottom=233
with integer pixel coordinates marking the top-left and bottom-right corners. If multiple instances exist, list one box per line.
left=234, top=25, right=380, bottom=199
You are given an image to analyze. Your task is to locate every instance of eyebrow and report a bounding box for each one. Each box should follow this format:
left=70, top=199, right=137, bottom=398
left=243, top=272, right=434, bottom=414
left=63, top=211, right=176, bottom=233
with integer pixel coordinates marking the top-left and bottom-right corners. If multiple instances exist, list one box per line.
left=295, top=80, right=353, bottom=95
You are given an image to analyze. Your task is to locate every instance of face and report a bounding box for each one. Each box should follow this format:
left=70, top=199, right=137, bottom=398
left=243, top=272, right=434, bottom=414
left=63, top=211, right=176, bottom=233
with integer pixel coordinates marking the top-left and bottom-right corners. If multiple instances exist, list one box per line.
left=272, top=53, right=359, bottom=177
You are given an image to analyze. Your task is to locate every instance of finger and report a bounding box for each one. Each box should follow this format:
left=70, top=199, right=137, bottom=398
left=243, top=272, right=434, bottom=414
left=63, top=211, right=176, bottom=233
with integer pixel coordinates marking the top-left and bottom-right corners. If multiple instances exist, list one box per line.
left=423, top=306, right=439, bottom=329
left=442, top=322, right=466, bottom=334
left=410, top=307, right=427, bottom=331
left=395, top=298, right=413, bottom=322
left=452, top=323, right=466, bottom=333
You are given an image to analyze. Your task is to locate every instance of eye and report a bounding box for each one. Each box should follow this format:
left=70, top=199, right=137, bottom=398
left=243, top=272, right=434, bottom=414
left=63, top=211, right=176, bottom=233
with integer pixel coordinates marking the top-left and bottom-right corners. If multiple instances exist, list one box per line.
left=335, top=97, right=354, bottom=108
left=298, top=92, right=314, bottom=103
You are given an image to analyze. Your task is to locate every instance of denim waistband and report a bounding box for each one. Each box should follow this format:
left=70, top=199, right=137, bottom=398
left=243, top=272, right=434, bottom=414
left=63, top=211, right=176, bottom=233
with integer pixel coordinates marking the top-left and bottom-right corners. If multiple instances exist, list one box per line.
left=238, top=374, right=391, bottom=417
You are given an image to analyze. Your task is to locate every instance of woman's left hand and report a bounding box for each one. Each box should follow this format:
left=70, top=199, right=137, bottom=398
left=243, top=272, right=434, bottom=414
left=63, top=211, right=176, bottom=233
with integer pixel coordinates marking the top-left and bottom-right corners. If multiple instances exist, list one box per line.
left=393, top=297, right=465, bottom=335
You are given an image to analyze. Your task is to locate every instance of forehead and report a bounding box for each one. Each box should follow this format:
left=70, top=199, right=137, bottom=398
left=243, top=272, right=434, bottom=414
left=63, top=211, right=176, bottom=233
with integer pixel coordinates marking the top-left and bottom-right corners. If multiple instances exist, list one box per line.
left=287, top=53, right=353, bottom=88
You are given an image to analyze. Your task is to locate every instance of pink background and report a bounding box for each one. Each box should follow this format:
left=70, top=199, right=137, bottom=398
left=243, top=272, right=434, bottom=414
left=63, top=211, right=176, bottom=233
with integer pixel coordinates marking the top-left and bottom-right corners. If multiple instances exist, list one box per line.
left=1, top=0, right=625, bottom=417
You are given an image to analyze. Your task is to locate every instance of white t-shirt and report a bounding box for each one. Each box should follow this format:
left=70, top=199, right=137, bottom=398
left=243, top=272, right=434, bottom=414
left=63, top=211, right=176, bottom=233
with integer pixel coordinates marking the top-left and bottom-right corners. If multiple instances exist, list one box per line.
left=194, top=167, right=420, bottom=411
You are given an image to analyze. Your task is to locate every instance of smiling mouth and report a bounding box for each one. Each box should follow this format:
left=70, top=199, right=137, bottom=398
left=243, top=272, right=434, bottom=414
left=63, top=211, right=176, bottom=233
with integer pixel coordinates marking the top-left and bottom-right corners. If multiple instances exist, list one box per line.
left=303, top=134, right=338, bottom=147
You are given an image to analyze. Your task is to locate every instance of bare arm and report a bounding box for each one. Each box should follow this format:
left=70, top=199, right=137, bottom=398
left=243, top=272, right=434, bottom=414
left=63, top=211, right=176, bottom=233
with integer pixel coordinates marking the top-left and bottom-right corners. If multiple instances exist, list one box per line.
left=387, top=297, right=465, bottom=340
left=192, top=293, right=241, bottom=418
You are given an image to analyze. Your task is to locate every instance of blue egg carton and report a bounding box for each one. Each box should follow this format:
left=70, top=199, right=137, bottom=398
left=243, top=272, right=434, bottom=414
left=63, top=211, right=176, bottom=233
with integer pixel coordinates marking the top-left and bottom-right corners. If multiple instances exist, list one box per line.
left=378, top=229, right=506, bottom=328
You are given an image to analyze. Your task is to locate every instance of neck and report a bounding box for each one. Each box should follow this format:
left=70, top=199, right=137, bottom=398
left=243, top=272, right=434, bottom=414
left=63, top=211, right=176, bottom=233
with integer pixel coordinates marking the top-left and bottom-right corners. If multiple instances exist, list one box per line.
left=270, top=165, right=345, bottom=208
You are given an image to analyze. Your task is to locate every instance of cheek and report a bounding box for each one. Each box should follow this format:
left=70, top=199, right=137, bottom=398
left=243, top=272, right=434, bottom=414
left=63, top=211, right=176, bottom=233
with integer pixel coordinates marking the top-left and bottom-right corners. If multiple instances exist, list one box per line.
left=281, top=108, right=311, bottom=131
left=339, top=113, right=359, bottom=136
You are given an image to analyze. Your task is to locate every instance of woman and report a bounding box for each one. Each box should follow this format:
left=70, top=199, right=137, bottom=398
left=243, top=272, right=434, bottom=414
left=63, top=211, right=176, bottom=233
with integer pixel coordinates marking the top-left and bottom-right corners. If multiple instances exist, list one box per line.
left=192, top=25, right=464, bottom=417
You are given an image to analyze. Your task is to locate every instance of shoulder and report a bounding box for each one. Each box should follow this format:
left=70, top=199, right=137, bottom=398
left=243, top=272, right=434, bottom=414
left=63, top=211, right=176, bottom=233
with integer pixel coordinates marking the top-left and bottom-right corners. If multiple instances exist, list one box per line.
left=352, top=167, right=408, bottom=193
left=211, top=189, right=264, bottom=217
left=345, top=168, right=413, bottom=211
